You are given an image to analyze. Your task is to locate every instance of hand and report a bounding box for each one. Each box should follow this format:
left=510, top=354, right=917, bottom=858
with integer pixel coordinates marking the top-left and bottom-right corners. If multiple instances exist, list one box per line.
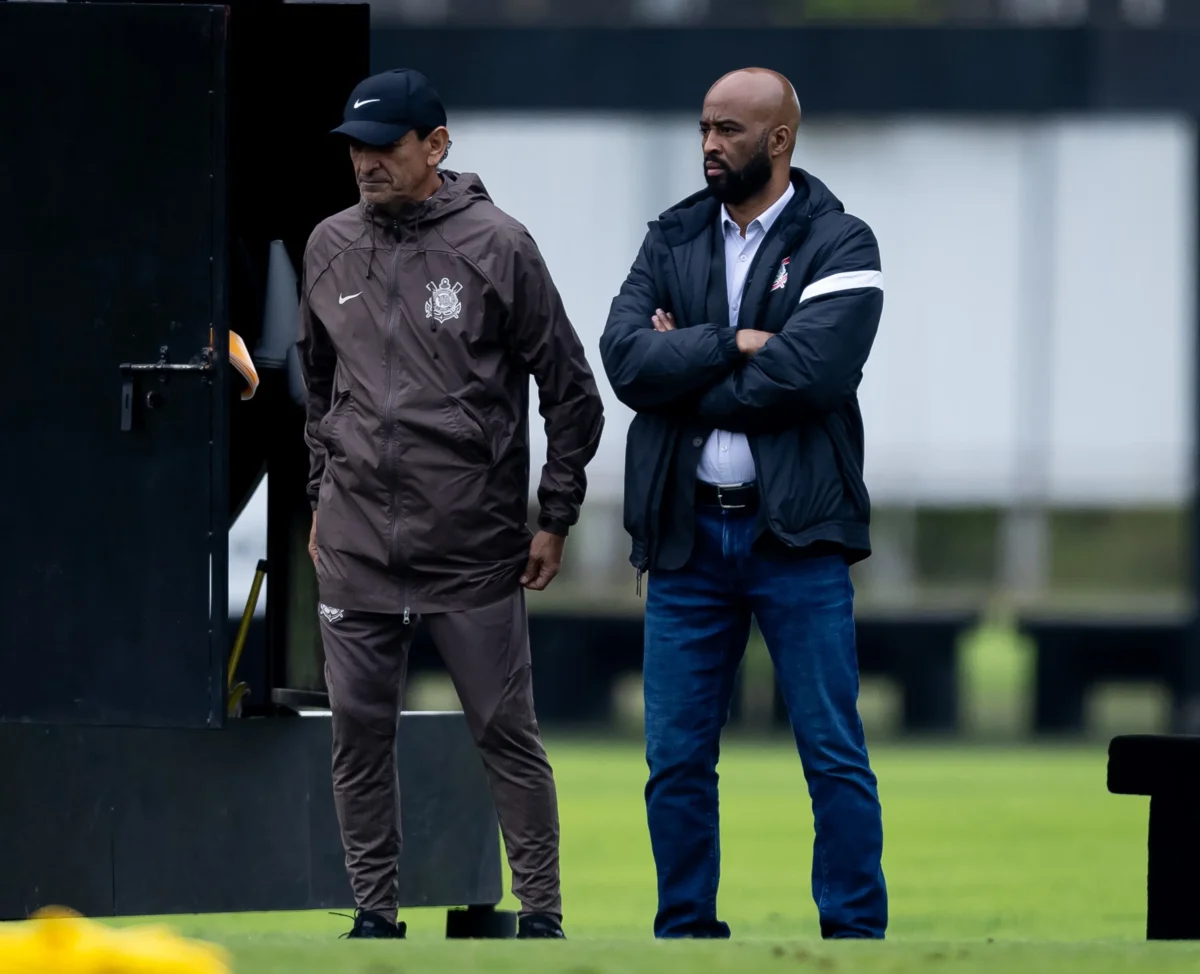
left=736, top=329, right=773, bottom=356
left=308, top=512, right=318, bottom=566
left=651, top=309, right=676, bottom=332
left=521, top=530, right=565, bottom=591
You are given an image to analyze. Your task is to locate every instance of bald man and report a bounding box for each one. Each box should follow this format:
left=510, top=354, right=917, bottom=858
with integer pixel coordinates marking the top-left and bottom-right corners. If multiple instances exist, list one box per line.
left=600, top=69, right=887, bottom=940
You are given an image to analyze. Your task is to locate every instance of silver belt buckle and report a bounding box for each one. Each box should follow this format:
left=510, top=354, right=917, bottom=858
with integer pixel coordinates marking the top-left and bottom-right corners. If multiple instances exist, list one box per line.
left=717, top=483, right=747, bottom=510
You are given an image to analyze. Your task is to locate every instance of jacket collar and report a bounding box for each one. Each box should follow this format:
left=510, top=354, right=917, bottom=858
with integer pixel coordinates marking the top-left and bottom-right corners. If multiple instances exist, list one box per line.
left=719, top=180, right=794, bottom=241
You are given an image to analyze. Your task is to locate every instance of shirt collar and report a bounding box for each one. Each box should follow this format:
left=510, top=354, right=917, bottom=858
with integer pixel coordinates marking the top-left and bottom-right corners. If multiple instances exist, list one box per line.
left=721, top=180, right=795, bottom=238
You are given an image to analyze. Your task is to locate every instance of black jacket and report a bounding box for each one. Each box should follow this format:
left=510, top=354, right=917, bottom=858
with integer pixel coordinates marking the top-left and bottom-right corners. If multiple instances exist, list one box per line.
left=599, top=168, right=883, bottom=576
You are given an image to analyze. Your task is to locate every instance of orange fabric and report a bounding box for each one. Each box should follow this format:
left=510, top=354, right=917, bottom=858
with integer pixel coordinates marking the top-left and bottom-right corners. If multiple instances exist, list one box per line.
left=208, top=328, right=259, bottom=400
left=229, top=330, right=259, bottom=400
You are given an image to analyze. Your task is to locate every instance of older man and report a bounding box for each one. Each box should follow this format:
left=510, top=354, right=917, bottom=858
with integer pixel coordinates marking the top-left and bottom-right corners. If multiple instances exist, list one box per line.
left=299, top=67, right=604, bottom=940
left=600, top=68, right=887, bottom=940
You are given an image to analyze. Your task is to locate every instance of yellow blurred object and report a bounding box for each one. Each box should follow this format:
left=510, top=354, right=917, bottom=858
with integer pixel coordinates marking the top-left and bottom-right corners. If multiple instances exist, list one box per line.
left=0, top=906, right=231, bottom=974
left=207, top=327, right=260, bottom=401
left=228, top=331, right=259, bottom=401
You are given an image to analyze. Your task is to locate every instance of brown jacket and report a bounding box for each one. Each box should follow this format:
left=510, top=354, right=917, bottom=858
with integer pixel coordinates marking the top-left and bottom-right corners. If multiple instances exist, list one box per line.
left=298, top=170, right=605, bottom=614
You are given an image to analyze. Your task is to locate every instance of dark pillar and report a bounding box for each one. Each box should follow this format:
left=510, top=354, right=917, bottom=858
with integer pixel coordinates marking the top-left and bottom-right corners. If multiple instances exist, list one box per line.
left=1182, top=124, right=1200, bottom=734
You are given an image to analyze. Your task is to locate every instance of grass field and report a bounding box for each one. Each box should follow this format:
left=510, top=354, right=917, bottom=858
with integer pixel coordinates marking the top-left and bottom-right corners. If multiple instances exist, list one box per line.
left=94, top=737, right=1200, bottom=973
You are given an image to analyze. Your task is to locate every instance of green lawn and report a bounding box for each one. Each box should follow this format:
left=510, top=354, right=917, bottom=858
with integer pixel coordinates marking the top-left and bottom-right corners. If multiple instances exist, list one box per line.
left=88, top=737, right=1200, bottom=973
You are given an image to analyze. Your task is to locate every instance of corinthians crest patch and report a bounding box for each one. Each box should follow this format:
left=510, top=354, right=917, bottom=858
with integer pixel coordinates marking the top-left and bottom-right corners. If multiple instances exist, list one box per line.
left=425, top=278, right=464, bottom=323
left=770, top=257, right=790, bottom=292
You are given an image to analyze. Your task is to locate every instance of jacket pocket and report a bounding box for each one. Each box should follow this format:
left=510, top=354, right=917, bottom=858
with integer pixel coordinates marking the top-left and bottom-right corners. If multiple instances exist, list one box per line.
left=623, top=412, right=676, bottom=566
left=443, top=397, right=493, bottom=464
left=316, top=391, right=352, bottom=460
left=821, top=408, right=870, bottom=517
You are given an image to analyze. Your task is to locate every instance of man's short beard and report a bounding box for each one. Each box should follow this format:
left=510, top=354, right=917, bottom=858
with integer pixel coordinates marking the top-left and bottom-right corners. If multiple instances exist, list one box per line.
left=706, top=132, right=773, bottom=205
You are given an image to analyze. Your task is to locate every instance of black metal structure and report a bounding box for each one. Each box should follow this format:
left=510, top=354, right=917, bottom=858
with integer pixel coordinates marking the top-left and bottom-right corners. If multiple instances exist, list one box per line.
left=1, top=1, right=230, bottom=729
left=1108, top=734, right=1200, bottom=940
left=0, top=0, right=367, bottom=728
left=0, top=713, right=502, bottom=920
left=0, top=0, right=509, bottom=932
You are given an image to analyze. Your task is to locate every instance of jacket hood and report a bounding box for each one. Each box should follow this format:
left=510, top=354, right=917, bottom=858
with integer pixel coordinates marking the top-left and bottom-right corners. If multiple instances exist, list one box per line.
left=653, top=167, right=843, bottom=245
left=360, top=169, right=493, bottom=228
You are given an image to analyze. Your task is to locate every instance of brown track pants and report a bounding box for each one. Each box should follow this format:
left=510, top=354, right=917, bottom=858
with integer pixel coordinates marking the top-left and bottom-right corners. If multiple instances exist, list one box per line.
left=319, top=587, right=561, bottom=920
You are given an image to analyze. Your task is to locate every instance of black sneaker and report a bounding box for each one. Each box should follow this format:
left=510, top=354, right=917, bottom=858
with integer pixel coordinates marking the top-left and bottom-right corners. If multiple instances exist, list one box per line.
left=517, top=913, right=565, bottom=939
left=340, top=909, right=407, bottom=939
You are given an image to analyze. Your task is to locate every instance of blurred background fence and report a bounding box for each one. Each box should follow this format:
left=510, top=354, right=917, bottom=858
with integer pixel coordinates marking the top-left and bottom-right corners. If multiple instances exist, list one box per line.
left=227, top=0, right=1200, bottom=742
left=350, top=0, right=1185, bottom=28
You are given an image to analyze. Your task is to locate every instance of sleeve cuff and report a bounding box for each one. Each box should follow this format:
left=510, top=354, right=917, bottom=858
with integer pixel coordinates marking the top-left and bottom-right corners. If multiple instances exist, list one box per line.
left=537, top=516, right=571, bottom=537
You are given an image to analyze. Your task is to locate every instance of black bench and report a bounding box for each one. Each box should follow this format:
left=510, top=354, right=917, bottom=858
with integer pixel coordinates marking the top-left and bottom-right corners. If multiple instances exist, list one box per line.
left=1108, top=734, right=1200, bottom=939
left=1019, top=616, right=1200, bottom=734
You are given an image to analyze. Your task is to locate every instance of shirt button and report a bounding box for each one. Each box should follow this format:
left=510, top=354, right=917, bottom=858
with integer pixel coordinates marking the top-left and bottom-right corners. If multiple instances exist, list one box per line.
left=692, top=437, right=704, bottom=448
left=740, top=254, right=748, bottom=262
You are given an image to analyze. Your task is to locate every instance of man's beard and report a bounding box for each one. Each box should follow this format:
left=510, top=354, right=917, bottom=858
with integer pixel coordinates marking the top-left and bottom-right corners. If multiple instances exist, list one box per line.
left=705, top=134, right=772, bottom=205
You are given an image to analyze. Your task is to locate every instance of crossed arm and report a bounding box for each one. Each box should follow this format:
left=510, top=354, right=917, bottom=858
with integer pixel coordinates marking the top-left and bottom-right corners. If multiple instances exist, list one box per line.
left=598, top=236, right=743, bottom=412
left=599, top=221, right=884, bottom=428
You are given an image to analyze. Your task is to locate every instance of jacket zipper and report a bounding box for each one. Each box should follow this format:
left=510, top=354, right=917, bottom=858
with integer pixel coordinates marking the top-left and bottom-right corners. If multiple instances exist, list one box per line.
left=381, top=221, right=411, bottom=623
left=735, top=216, right=811, bottom=536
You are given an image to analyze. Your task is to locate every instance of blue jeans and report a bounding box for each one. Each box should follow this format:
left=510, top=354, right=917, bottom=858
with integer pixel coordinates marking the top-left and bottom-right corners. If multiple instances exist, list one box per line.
left=643, top=507, right=887, bottom=939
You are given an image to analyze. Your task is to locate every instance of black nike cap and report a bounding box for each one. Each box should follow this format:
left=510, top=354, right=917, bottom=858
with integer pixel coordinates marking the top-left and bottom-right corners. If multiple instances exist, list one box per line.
left=331, top=68, right=447, bottom=147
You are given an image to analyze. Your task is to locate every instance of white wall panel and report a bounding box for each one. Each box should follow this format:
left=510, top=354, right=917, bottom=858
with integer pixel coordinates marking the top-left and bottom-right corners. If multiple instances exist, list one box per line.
left=1047, top=117, right=1195, bottom=504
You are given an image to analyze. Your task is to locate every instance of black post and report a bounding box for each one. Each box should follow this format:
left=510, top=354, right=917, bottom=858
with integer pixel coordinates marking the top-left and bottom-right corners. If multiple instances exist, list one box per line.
left=1147, top=792, right=1200, bottom=938
left=1181, top=125, right=1200, bottom=734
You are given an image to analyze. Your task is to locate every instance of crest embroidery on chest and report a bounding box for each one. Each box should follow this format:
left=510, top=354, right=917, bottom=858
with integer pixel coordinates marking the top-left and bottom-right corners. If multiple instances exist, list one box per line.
left=425, top=278, right=464, bottom=323
left=770, top=257, right=790, bottom=292
left=317, top=603, right=344, bottom=625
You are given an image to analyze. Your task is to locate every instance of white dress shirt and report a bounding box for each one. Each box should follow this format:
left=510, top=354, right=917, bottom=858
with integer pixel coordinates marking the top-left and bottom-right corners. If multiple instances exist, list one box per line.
left=695, top=181, right=796, bottom=486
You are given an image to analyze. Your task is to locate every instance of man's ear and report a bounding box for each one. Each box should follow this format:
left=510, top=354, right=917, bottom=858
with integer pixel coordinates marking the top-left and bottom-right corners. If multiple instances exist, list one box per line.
left=426, top=126, right=450, bottom=165
left=772, top=124, right=792, bottom=159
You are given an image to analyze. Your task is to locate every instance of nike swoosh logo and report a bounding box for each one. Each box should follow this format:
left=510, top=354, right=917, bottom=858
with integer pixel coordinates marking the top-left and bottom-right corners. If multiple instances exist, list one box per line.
left=339, top=292, right=362, bottom=305
left=353, top=98, right=380, bottom=109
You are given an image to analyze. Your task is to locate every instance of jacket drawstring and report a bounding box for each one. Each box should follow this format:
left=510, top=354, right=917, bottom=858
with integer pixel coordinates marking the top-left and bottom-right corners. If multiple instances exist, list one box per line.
left=366, top=184, right=438, bottom=291
left=366, top=215, right=377, bottom=280
left=417, top=206, right=434, bottom=293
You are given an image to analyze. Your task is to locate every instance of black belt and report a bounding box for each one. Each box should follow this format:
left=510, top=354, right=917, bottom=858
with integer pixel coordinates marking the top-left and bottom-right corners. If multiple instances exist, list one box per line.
left=695, top=481, right=759, bottom=510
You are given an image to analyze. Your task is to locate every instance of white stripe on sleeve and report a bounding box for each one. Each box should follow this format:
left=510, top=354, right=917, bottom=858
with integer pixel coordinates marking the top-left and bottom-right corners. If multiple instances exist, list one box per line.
left=798, top=270, right=884, bottom=305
